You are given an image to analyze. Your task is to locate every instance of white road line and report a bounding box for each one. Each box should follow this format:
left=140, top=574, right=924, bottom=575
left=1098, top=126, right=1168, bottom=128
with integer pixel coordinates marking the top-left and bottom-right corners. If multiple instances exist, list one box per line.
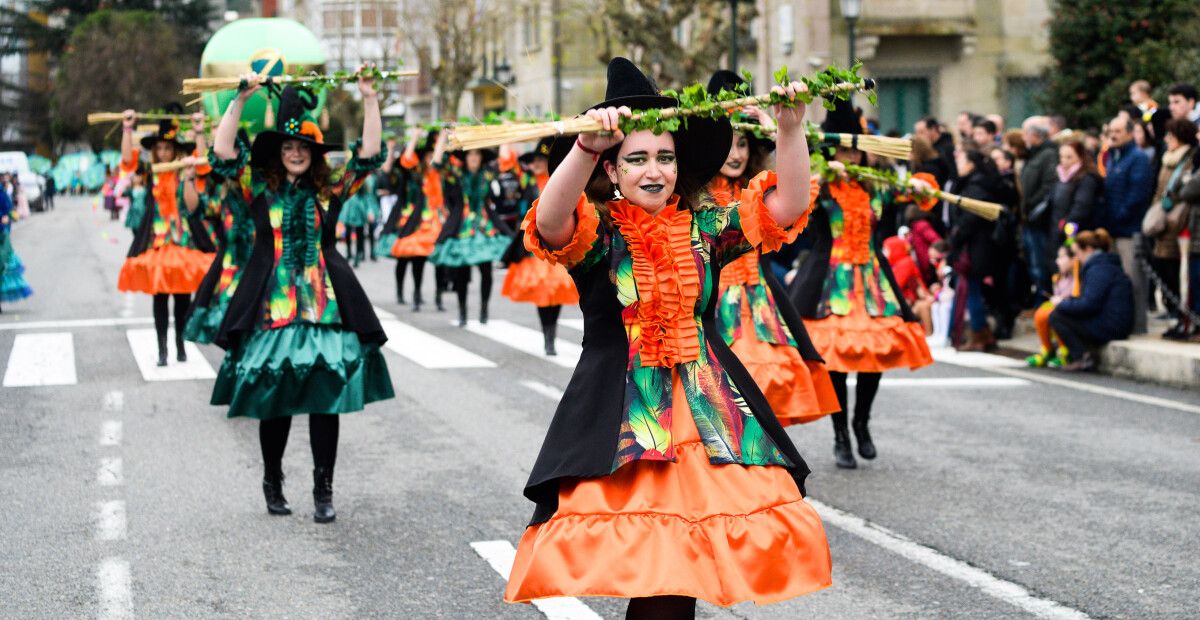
left=125, top=329, right=216, bottom=381
left=521, top=380, right=565, bottom=401
left=558, top=318, right=584, bottom=332
left=0, top=317, right=153, bottom=331
left=119, top=293, right=135, bottom=319
left=103, top=390, right=124, bottom=412
left=852, top=377, right=1031, bottom=388
left=808, top=499, right=1091, bottom=620
left=97, top=557, right=132, bottom=620
left=2, top=332, right=77, bottom=387
left=98, top=457, right=123, bottom=487
left=461, top=319, right=581, bottom=369
left=987, top=366, right=1200, bottom=416
left=100, top=421, right=123, bottom=447
left=470, top=540, right=603, bottom=620
left=96, top=501, right=127, bottom=541
left=380, top=320, right=496, bottom=369
left=372, top=305, right=398, bottom=321
left=933, top=348, right=1027, bottom=368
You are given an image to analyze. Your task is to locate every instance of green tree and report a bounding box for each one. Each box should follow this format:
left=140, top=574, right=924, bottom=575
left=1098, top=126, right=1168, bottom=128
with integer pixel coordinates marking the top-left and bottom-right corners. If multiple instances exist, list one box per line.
left=1043, top=0, right=1200, bottom=128
left=53, top=10, right=193, bottom=150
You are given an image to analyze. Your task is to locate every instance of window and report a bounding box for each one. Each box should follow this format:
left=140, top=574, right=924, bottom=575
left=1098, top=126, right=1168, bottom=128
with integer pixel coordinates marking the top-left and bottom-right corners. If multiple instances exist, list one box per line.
left=778, top=5, right=794, bottom=55
left=1006, top=77, right=1046, bottom=127
left=874, top=77, right=931, bottom=136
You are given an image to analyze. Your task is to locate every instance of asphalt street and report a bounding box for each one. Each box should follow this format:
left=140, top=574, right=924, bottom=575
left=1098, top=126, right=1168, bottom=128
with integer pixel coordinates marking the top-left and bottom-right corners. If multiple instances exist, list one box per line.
left=2, top=196, right=1197, bottom=619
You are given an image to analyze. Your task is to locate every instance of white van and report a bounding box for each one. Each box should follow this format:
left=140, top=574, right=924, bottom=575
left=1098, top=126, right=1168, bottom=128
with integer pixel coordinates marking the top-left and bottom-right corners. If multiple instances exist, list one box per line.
left=0, top=151, right=45, bottom=211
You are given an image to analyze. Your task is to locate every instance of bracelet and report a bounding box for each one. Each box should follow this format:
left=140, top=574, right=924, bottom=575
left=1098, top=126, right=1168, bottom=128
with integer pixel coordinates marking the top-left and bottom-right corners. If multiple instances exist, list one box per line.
left=575, top=138, right=602, bottom=161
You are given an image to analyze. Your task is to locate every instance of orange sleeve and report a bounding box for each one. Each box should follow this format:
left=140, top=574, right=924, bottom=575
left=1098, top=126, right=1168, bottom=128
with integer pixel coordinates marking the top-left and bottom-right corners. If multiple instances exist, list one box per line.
left=400, top=149, right=419, bottom=169
left=192, top=148, right=212, bottom=178
left=119, top=148, right=141, bottom=176
left=498, top=146, right=518, bottom=173
left=737, top=170, right=809, bottom=253
left=910, top=172, right=940, bottom=211
left=523, top=193, right=600, bottom=268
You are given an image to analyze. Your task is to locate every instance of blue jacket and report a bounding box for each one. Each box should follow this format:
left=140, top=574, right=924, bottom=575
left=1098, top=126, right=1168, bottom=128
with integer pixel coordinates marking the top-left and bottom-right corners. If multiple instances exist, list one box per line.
left=1101, top=142, right=1153, bottom=238
left=1053, top=252, right=1133, bottom=342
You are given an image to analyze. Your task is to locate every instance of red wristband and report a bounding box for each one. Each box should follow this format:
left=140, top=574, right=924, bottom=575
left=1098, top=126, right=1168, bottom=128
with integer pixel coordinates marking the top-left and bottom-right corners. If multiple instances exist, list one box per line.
left=575, top=138, right=602, bottom=161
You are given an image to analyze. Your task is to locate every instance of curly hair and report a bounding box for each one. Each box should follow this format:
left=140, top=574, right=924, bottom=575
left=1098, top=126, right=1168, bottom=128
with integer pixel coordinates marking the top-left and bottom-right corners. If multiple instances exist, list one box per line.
left=262, top=144, right=331, bottom=199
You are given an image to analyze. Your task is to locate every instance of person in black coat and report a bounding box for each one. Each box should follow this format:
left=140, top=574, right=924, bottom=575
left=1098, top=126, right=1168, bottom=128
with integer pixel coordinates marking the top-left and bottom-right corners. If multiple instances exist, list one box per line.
left=1049, top=140, right=1103, bottom=246
left=949, top=148, right=1001, bottom=350
left=1049, top=228, right=1133, bottom=371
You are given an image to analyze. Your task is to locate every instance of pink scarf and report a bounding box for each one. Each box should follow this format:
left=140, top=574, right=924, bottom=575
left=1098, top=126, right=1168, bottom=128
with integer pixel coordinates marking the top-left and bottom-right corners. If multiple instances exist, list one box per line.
left=1056, top=162, right=1081, bottom=183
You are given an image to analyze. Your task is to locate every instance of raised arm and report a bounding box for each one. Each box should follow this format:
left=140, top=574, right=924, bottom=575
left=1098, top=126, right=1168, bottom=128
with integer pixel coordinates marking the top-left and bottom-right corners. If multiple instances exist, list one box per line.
left=190, top=111, right=208, bottom=157
left=763, top=82, right=811, bottom=227
left=213, top=74, right=262, bottom=160
left=120, top=110, right=136, bottom=166
left=182, top=158, right=201, bottom=213
left=536, top=106, right=629, bottom=248
left=430, top=130, right=448, bottom=167
left=381, top=138, right=398, bottom=174
left=357, top=67, right=381, bottom=160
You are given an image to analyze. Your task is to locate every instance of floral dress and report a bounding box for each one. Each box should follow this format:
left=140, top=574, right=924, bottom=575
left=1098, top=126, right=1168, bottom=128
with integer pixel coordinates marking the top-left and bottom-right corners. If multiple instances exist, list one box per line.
left=207, top=141, right=394, bottom=420
left=429, top=159, right=510, bottom=267
left=710, top=175, right=838, bottom=425
left=505, top=173, right=831, bottom=607
left=794, top=177, right=935, bottom=372
left=116, top=149, right=216, bottom=295
left=376, top=158, right=443, bottom=258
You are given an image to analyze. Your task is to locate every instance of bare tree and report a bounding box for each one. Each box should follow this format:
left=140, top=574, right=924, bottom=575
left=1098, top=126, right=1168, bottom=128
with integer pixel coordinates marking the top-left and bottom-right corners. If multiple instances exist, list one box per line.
left=397, top=0, right=485, bottom=120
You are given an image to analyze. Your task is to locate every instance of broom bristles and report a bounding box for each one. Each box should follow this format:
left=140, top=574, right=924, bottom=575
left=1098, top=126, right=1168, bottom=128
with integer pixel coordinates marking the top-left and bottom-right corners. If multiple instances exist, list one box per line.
left=936, top=190, right=1003, bottom=221
left=181, top=70, right=419, bottom=95
left=150, top=161, right=192, bottom=173
left=88, top=111, right=196, bottom=126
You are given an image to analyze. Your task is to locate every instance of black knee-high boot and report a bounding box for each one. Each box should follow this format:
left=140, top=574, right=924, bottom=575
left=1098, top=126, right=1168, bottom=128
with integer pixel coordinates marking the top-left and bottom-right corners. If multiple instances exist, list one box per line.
left=478, top=263, right=493, bottom=324
left=173, top=293, right=190, bottom=362
left=365, top=225, right=376, bottom=261
left=853, top=372, right=882, bottom=459
left=259, top=418, right=293, bottom=515
left=152, top=294, right=169, bottom=366
left=452, top=267, right=470, bottom=327
left=828, top=371, right=856, bottom=469
left=434, top=266, right=448, bottom=311
left=309, top=414, right=339, bottom=523
left=537, top=305, right=561, bottom=356
left=626, top=595, right=696, bottom=620
left=394, top=259, right=408, bottom=304
left=411, top=257, right=427, bottom=311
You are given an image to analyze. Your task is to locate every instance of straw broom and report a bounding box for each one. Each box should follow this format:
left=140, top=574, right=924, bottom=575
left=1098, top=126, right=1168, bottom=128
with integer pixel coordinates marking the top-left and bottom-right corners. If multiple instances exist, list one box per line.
left=445, top=81, right=872, bottom=151
left=730, top=122, right=912, bottom=160
left=181, top=69, right=419, bottom=95
left=849, top=166, right=1004, bottom=221
left=88, top=111, right=201, bottom=126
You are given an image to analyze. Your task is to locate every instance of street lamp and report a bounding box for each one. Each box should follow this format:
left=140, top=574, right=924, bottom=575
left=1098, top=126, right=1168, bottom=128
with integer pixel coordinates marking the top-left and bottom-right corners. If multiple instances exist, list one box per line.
left=840, top=0, right=862, bottom=68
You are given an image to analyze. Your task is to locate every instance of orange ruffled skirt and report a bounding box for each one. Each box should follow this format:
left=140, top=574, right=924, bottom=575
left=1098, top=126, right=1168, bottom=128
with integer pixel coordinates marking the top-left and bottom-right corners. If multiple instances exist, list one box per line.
left=506, top=372, right=832, bottom=607
left=117, top=244, right=214, bottom=295
left=390, top=219, right=441, bottom=258
left=803, top=274, right=932, bottom=374
left=501, top=256, right=579, bottom=307
left=729, top=299, right=839, bottom=425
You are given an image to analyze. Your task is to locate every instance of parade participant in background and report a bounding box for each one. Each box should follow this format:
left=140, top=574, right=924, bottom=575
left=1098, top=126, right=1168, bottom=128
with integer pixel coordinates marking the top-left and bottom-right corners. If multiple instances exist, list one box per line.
left=117, top=106, right=216, bottom=366
left=504, top=58, right=831, bottom=618
left=429, top=135, right=512, bottom=326
left=500, top=137, right=578, bottom=356
left=209, top=72, right=394, bottom=523
left=377, top=130, right=446, bottom=310
left=705, top=69, right=838, bottom=426
left=0, top=176, right=32, bottom=309
left=182, top=123, right=255, bottom=345
left=102, top=168, right=121, bottom=220
left=338, top=161, right=381, bottom=267
left=122, top=169, right=149, bottom=231
left=789, top=99, right=935, bottom=470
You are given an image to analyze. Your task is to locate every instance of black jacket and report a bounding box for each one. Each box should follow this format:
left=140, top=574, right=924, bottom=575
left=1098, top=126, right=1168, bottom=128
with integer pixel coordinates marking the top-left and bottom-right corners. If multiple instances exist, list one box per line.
left=949, top=170, right=1001, bottom=278
left=1052, top=252, right=1133, bottom=342
left=1049, top=171, right=1102, bottom=245
left=1020, top=140, right=1059, bottom=228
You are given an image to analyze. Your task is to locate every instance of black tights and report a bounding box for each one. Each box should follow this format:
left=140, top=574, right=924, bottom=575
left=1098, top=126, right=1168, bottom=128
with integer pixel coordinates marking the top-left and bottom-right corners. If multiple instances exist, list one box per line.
left=258, top=415, right=340, bottom=473
left=626, top=596, right=696, bottom=620
left=394, top=257, right=427, bottom=302
left=828, top=371, right=882, bottom=430
left=451, top=263, right=493, bottom=314
left=152, top=293, right=190, bottom=343
left=344, top=226, right=374, bottom=261
left=536, top=305, right=562, bottom=329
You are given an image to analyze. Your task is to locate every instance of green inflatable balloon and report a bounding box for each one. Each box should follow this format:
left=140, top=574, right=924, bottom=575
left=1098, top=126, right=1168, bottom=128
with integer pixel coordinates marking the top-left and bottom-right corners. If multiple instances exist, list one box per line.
left=198, top=18, right=327, bottom=136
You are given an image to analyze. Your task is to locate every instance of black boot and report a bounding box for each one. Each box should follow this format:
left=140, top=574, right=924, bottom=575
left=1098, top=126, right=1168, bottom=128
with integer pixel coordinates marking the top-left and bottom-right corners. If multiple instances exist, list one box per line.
left=313, top=466, right=336, bottom=523
left=175, top=331, right=187, bottom=363
left=262, top=469, right=292, bottom=515
left=412, top=289, right=422, bottom=312
left=852, top=416, right=876, bottom=460
left=458, top=303, right=468, bottom=327
left=156, top=332, right=168, bottom=367
left=831, top=413, right=857, bottom=469
left=397, top=292, right=406, bottom=305
left=543, top=323, right=557, bottom=356
left=435, top=290, right=445, bottom=312
left=480, top=302, right=489, bottom=325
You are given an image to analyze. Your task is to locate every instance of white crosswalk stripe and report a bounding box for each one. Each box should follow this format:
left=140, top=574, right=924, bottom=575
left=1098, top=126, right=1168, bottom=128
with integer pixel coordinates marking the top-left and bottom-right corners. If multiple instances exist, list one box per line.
left=461, top=319, right=580, bottom=369
left=125, top=329, right=216, bottom=382
left=381, top=319, right=496, bottom=369
left=3, top=332, right=77, bottom=387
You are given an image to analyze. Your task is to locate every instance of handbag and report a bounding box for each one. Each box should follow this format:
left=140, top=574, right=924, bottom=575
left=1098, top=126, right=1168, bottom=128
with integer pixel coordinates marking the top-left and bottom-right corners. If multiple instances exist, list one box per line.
left=1144, top=158, right=1193, bottom=237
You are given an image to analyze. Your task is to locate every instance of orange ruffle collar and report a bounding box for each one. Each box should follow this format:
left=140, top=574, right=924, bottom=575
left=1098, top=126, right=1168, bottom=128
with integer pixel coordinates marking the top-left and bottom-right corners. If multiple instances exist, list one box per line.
left=828, top=179, right=873, bottom=264
left=608, top=196, right=702, bottom=367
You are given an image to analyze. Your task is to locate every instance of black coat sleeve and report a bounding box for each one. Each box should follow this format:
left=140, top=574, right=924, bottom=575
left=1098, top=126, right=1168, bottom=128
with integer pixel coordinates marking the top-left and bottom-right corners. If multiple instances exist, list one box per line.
left=1067, top=173, right=1100, bottom=226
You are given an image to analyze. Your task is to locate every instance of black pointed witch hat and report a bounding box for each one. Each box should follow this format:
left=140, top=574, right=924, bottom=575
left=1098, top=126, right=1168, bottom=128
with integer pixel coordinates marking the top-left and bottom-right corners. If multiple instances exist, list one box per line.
left=250, top=86, right=342, bottom=168
left=548, top=57, right=731, bottom=191
left=140, top=102, right=196, bottom=153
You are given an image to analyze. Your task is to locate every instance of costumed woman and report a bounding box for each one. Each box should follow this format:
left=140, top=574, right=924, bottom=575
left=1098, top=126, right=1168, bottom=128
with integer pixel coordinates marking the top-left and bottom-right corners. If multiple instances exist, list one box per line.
left=377, top=129, right=446, bottom=310
left=505, top=58, right=831, bottom=618
left=706, top=69, right=839, bottom=426
left=338, top=159, right=380, bottom=267
left=500, top=137, right=578, bottom=355
left=209, top=71, right=394, bottom=523
left=0, top=178, right=33, bottom=310
left=182, top=122, right=255, bottom=345
left=429, top=135, right=512, bottom=326
left=116, top=106, right=216, bottom=366
left=788, top=100, right=935, bottom=469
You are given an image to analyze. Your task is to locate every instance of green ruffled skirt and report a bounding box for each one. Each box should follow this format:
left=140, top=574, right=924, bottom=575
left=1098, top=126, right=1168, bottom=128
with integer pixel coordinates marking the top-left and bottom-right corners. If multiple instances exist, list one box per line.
left=212, top=323, right=394, bottom=419
left=183, top=298, right=227, bottom=345
left=374, top=232, right=398, bottom=258
left=430, top=233, right=510, bottom=267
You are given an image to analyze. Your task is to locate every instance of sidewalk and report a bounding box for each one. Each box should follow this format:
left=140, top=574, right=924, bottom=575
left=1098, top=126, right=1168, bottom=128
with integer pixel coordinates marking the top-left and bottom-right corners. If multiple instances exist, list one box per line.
left=1000, top=317, right=1200, bottom=389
